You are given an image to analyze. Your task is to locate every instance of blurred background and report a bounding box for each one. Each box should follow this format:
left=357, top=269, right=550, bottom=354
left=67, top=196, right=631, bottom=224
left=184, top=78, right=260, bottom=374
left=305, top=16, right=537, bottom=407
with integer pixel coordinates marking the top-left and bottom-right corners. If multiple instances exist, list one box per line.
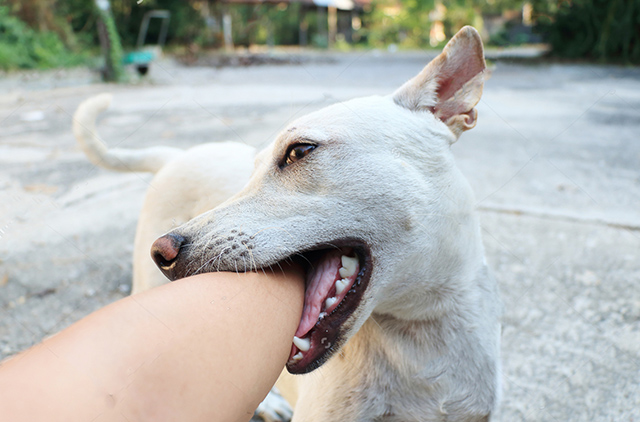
left=1, top=0, right=639, bottom=75
left=1, top=1, right=639, bottom=421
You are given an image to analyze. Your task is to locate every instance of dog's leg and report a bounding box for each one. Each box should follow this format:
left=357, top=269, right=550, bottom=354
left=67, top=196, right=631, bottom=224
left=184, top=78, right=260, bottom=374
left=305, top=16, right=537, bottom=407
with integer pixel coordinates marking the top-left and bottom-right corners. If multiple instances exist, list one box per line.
left=255, top=387, right=293, bottom=422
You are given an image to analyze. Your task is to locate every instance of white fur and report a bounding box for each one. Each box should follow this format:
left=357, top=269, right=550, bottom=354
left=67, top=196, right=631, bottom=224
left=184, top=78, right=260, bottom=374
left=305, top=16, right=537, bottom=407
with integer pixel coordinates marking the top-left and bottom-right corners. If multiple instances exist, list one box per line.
left=73, top=97, right=256, bottom=294
left=256, top=387, right=294, bottom=422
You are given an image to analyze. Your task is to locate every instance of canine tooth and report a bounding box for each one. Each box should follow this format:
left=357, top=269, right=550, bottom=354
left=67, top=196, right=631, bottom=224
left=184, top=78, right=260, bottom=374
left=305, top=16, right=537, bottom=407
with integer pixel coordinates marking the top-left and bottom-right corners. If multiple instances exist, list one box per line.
left=335, top=278, right=349, bottom=294
left=293, top=336, right=310, bottom=352
left=292, top=352, right=303, bottom=361
left=339, top=255, right=358, bottom=278
left=319, top=312, right=327, bottom=320
left=325, top=297, right=338, bottom=309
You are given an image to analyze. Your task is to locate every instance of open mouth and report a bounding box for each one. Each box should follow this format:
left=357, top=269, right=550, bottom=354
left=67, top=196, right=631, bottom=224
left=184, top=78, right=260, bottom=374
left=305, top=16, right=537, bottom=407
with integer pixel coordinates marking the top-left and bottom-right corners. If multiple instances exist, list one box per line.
left=154, top=233, right=372, bottom=374
left=283, top=240, right=372, bottom=374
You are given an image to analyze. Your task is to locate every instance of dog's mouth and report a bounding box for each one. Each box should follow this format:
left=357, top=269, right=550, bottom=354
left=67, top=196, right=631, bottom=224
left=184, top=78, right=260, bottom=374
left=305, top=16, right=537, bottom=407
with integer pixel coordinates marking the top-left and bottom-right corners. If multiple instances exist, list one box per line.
left=154, top=232, right=372, bottom=374
left=282, top=240, right=372, bottom=374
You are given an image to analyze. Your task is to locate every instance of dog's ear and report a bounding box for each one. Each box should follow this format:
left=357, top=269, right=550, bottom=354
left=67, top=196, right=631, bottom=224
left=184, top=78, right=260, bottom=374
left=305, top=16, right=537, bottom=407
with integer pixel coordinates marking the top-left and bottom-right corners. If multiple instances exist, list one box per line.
left=393, top=26, right=486, bottom=140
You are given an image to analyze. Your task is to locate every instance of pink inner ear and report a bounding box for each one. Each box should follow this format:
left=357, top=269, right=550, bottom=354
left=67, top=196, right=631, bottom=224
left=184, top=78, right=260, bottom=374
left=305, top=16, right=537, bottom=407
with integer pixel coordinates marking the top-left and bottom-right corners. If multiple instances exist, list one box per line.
left=436, top=99, right=472, bottom=124
left=436, top=56, right=484, bottom=103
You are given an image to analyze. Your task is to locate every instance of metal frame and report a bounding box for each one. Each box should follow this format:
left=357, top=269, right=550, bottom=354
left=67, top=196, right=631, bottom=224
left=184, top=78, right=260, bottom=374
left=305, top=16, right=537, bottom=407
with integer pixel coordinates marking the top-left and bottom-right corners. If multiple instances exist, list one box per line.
left=136, top=10, right=171, bottom=49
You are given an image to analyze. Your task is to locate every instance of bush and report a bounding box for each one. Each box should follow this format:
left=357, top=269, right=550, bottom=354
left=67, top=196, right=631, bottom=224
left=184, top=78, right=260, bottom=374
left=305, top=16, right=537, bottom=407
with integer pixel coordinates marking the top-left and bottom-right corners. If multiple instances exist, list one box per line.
left=540, top=0, right=640, bottom=63
left=0, top=6, right=86, bottom=70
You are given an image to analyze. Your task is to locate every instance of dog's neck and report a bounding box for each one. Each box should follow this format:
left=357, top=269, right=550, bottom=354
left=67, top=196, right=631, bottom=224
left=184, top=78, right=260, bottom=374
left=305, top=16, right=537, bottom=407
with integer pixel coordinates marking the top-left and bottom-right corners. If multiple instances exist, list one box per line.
left=372, top=257, right=492, bottom=330
left=372, top=160, right=487, bottom=323
left=335, top=263, right=499, bottom=418
left=365, top=262, right=499, bottom=376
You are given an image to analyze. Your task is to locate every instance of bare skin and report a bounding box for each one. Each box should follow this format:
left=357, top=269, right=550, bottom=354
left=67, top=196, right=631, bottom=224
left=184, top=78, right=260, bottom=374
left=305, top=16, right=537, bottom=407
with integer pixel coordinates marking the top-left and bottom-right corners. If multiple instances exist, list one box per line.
left=0, top=265, right=304, bottom=422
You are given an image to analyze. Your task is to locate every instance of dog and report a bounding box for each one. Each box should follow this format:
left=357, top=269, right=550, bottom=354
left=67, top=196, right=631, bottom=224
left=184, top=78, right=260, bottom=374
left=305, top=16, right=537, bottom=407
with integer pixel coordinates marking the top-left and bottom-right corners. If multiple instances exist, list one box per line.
left=73, top=96, right=257, bottom=294
left=148, top=26, right=502, bottom=421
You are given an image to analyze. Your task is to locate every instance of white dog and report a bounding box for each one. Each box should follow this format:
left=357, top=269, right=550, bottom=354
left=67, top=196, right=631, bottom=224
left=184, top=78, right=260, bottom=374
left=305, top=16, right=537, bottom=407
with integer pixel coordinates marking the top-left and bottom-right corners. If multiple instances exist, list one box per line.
left=149, top=26, right=502, bottom=421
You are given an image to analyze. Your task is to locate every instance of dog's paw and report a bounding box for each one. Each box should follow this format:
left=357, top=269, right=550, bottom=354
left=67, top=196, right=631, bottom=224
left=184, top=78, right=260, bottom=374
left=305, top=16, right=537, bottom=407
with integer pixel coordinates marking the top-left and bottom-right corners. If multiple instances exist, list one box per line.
left=254, top=387, right=293, bottom=422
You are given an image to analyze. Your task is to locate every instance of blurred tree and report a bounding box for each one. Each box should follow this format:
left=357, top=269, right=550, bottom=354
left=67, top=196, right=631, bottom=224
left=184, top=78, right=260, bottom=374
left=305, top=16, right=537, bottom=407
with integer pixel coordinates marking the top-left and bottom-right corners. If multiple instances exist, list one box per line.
left=0, top=2, right=87, bottom=69
left=95, top=0, right=124, bottom=81
left=109, top=0, right=208, bottom=47
left=4, top=0, right=81, bottom=48
left=537, top=0, right=640, bottom=63
left=362, top=0, right=531, bottom=49
left=222, top=2, right=303, bottom=47
left=363, top=0, right=434, bottom=48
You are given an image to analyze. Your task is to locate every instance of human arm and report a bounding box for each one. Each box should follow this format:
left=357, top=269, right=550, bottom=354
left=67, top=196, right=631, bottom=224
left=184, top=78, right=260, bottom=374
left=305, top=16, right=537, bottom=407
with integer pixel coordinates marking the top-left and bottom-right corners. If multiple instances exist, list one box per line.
left=0, top=266, right=303, bottom=422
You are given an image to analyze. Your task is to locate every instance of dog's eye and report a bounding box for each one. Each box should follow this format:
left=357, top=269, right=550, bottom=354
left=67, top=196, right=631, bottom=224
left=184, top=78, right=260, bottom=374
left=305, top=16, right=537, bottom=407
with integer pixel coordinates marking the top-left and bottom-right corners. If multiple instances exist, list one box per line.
left=283, top=143, right=316, bottom=167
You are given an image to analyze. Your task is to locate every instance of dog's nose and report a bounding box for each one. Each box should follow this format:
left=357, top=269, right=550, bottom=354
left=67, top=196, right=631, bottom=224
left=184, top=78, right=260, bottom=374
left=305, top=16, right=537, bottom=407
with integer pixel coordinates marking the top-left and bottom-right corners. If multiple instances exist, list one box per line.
left=151, top=233, right=185, bottom=275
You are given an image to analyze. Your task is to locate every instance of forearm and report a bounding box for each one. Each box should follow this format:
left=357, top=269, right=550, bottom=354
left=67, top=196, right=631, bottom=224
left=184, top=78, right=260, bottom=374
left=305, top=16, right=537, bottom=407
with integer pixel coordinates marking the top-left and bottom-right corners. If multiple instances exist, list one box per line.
left=0, top=268, right=303, bottom=422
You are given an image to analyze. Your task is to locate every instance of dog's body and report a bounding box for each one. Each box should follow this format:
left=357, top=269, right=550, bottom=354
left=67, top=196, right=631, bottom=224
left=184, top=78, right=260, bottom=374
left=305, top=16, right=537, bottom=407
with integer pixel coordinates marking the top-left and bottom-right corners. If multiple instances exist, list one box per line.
left=76, top=27, right=501, bottom=421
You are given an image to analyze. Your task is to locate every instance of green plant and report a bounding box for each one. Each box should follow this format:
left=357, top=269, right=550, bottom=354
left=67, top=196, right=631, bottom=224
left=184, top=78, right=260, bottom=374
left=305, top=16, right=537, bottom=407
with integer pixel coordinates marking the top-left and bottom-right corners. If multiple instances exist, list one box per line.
left=362, top=0, right=434, bottom=48
left=362, top=0, right=501, bottom=50
left=0, top=5, right=87, bottom=70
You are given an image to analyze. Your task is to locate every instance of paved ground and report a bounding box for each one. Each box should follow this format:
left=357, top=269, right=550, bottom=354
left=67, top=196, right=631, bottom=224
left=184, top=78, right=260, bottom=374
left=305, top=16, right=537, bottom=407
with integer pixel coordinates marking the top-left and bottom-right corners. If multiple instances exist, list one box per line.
left=0, top=51, right=639, bottom=420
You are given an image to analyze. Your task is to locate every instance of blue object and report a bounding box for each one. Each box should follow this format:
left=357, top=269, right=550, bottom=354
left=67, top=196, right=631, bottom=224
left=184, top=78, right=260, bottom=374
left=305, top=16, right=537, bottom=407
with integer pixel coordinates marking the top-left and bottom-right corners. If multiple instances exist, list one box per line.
left=123, top=51, right=155, bottom=65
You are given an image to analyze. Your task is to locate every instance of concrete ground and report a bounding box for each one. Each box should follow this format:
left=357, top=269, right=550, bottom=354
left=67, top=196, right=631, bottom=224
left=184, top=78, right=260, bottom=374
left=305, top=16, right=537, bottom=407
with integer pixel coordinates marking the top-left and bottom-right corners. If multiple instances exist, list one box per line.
left=0, top=51, right=638, bottom=420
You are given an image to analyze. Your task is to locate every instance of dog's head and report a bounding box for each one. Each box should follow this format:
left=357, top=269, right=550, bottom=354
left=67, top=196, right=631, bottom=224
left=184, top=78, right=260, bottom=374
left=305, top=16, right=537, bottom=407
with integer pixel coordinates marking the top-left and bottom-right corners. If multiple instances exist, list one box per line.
left=152, top=27, right=487, bottom=374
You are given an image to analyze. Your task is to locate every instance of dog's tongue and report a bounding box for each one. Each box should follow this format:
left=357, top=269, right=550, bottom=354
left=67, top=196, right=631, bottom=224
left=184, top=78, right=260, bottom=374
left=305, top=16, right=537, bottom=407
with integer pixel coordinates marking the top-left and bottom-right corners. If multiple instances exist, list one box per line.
left=295, top=249, right=344, bottom=337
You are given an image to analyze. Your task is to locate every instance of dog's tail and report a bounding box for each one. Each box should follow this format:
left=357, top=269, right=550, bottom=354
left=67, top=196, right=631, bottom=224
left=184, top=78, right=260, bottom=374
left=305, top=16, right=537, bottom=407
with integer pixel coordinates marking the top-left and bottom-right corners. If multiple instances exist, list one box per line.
left=73, top=93, right=182, bottom=173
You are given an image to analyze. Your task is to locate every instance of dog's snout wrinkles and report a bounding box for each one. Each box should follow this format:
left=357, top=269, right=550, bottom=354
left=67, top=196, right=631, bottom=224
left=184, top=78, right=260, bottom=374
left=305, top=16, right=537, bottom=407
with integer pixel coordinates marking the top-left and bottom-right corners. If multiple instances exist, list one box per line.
left=151, top=233, right=185, bottom=273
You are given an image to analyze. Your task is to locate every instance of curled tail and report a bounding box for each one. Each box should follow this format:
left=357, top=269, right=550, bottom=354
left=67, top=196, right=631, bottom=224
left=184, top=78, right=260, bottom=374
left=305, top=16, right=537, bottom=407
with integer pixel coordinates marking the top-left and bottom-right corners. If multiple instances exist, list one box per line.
left=73, top=93, right=182, bottom=173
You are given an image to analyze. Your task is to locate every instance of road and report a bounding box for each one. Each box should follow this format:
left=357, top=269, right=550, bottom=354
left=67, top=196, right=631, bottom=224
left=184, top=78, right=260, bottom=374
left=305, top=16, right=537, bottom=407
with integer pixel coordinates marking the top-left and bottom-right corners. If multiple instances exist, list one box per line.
left=1, top=51, right=639, bottom=420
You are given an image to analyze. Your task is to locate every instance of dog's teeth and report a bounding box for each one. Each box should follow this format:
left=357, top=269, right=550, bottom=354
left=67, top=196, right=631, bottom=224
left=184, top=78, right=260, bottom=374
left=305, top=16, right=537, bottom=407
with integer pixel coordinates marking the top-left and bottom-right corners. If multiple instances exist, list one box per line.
left=319, top=312, right=327, bottom=320
left=325, top=297, right=338, bottom=309
left=293, top=336, right=310, bottom=352
left=335, top=278, right=349, bottom=295
left=292, top=352, right=303, bottom=361
left=339, top=255, right=358, bottom=278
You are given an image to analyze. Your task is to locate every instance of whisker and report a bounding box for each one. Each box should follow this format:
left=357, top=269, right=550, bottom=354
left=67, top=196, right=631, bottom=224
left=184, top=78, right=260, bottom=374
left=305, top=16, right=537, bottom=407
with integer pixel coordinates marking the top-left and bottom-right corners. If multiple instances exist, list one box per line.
left=294, top=252, right=314, bottom=271
left=247, top=249, right=258, bottom=272
left=275, top=260, right=285, bottom=277
left=187, top=236, right=219, bottom=276
left=193, top=246, right=229, bottom=275
left=214, top=248, right=228, bottom=271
